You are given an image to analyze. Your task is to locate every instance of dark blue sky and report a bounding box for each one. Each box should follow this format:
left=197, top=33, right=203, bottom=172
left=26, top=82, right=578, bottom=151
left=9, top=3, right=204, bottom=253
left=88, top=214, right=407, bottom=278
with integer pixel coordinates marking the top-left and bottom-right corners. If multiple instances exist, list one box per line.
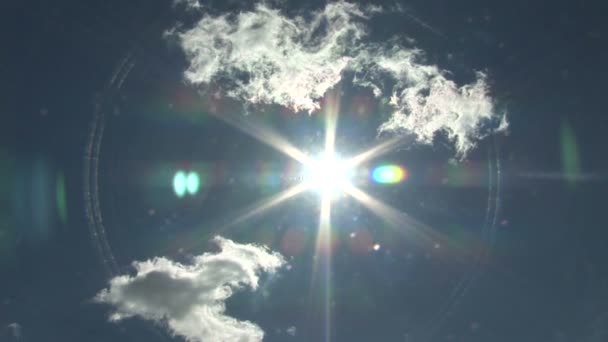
left=2, top=1, right=608, bottom=341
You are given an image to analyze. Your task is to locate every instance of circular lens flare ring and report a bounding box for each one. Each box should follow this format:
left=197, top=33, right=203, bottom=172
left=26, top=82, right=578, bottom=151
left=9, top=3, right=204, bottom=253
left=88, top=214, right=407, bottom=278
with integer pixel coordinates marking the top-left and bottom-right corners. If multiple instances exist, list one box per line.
left=302, top=153, right=354, bottom=199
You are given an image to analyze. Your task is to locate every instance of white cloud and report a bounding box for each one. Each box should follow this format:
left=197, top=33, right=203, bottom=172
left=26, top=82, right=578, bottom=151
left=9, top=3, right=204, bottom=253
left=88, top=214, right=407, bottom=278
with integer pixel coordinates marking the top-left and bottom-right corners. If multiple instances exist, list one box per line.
left=173, top=0, right=201, bottom=11
left=368, top=48, right=502, bottom=156
left=95, top=236, right=285, bottom=342
left=173, top=1, right=507, bottom=157
left=177, top=2, right=373, bottom=113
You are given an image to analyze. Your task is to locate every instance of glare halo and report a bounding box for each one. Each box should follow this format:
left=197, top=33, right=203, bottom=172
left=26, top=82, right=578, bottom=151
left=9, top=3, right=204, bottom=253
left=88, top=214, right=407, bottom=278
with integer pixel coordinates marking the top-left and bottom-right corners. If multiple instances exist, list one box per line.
left=302, top=152, right=353, bottom=200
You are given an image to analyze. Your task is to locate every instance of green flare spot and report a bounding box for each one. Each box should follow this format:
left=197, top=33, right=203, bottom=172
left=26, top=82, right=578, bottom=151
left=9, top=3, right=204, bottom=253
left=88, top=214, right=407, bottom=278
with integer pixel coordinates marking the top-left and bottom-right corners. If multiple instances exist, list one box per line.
left=173, top=171, right=187, bottom=198
left=56, top=172, right=68, bottom=223
left=186, top=172, right=200, bottom=195
left=560, top=120, right=581, bottom=186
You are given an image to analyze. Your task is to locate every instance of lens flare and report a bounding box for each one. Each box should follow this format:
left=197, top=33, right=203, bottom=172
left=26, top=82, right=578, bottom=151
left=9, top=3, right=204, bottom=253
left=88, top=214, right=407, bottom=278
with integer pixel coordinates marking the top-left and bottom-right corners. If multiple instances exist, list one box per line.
left=173, top=171, right=187, bottom=198
left=372, top=165, right=407, bottom=184
left=56, top=171, right=68, bottom=224
left=186, top=172, right=200, bottom=195
left=302, top=154, right=353, bottom=199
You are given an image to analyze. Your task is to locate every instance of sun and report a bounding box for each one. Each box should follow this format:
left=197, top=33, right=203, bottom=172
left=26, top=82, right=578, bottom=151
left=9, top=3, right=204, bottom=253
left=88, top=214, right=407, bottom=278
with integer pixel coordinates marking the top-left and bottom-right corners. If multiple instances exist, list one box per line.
left=302, top=152, right=354, bottom=200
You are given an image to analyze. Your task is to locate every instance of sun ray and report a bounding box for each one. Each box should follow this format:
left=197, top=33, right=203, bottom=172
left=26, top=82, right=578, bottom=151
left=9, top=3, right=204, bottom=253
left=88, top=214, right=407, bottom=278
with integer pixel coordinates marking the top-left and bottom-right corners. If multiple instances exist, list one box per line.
left=159, top=183, right=308, bottom=255
left=323, top=91, right=340, bottom=156
left=346, top=136, right=409, bottom=167
left=311, top=196, right=333, bottom=342
left=217, top=183, right=309, bottom=232
left=210, top=111, right=309, bottom=164
left=344, top=183, right=453, bottom=253
left=304, top=91, right=342, bottom=340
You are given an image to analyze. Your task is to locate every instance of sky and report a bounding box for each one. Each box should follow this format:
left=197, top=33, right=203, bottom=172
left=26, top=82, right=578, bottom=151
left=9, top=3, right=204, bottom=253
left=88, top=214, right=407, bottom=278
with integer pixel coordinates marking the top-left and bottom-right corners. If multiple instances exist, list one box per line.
left=2, top=0, right=608, bottom=341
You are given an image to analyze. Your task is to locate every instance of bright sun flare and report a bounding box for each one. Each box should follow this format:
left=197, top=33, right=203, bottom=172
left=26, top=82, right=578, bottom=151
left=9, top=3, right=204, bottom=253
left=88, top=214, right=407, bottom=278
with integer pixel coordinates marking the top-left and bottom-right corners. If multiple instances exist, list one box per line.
left=302, top=153, right=354, bottom=200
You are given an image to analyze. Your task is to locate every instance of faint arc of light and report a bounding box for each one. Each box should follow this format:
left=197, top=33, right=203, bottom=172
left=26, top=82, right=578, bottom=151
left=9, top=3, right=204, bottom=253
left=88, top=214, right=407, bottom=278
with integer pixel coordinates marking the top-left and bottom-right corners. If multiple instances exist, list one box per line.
left=84, top=107, right=118, bottom=275
left=84, top=52, right=139, bottom=277
left=416, top=140, right=502, bottom=342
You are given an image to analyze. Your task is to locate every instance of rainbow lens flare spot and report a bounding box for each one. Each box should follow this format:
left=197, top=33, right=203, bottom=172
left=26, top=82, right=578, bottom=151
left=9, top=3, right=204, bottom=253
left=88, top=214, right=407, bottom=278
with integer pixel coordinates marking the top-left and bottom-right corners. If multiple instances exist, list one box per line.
left=371, top=165, right=407, bottom=184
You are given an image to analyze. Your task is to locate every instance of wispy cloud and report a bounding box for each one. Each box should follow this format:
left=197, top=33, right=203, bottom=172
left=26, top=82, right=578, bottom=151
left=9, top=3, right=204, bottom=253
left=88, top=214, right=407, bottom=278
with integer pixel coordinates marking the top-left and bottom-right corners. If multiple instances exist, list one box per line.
left=2, top=323, right=22, bottom=341
left=173, top=1, right=507, bottom=156
left=173, top=0, right=201, bottom=11
left=177, top=2, right=371, bottom=113
left=95, top=236, right=285, bottom=342
left=368, top=49, right=499, bottom=156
